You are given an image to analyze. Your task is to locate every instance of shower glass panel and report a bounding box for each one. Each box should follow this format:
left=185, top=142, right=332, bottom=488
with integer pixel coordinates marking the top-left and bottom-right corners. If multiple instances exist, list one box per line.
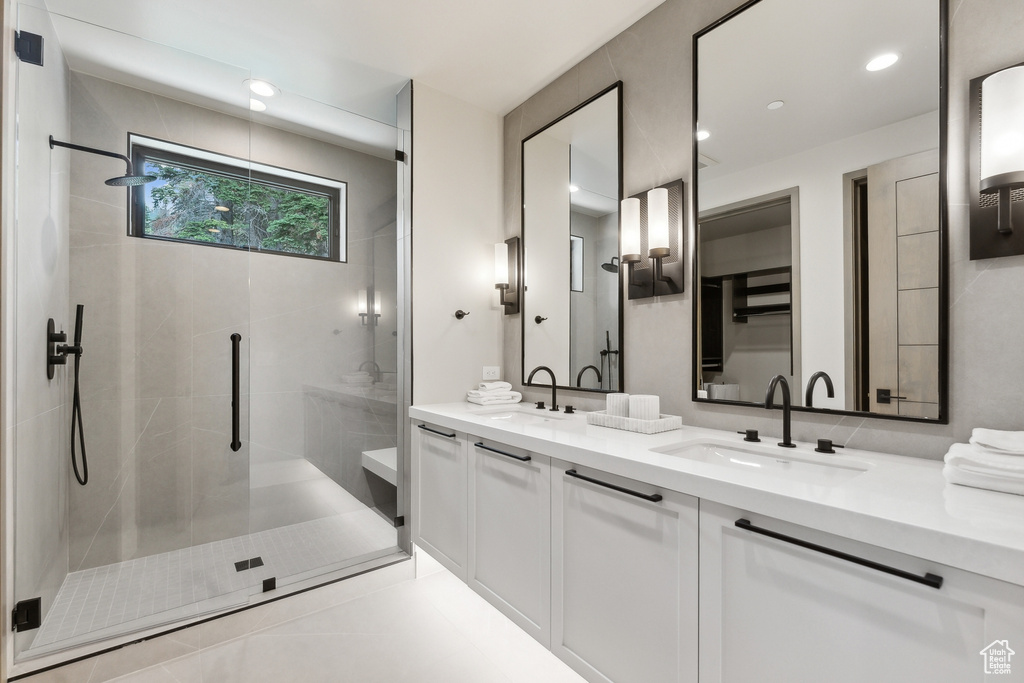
left=9, top=7, right=402, bottom=669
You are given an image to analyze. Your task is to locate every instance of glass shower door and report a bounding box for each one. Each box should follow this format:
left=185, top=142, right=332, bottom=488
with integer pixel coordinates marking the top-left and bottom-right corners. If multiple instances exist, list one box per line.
left=11, top=9, right=255, bottom=661
left=244, top=96, right=401, bottom=592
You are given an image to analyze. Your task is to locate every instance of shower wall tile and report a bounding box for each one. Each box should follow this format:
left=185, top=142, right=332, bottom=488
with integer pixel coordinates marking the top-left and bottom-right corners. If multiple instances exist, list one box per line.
left=191, top=247, right=250, bottom=337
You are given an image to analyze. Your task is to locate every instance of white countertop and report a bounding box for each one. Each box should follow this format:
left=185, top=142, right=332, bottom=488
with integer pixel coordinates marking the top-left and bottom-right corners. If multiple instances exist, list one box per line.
left=410, top=402, right=1024, bottom=587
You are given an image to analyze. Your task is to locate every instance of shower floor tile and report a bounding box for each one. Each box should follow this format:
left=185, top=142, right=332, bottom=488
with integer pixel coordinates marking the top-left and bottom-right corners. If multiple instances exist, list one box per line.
left=27, top=508, right=396, bottom=655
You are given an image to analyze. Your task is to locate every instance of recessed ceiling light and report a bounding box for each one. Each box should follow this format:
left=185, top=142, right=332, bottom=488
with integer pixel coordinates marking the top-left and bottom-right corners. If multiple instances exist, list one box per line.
left=249, top=98, right=267, bottom=112
left=866, top=53, right=900, bottom=72
left=248, top=79, right=277, bottom=97
left=569, top=184, right=580, bottom=193
left=696, top=129, right=711, bottom=141
left=767, top=100, right=785, bottom=110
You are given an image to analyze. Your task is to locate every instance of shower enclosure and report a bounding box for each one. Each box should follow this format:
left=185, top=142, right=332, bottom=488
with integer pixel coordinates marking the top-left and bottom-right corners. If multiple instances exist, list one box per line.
left=4, top=4, right=410, bottom=675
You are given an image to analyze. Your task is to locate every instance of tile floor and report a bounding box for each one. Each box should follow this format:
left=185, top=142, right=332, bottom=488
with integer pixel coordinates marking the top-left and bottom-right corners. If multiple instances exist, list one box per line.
left=39, top=555, right=586, bottom=683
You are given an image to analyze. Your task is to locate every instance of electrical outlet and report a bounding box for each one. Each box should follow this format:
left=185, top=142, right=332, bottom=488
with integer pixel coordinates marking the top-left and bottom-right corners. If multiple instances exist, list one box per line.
left=482, top=366, right=500, bottom=381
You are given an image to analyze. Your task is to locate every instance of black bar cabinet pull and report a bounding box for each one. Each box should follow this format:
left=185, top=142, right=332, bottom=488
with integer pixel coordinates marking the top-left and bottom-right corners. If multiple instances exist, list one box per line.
left=230, top=333, right=241, bottom=452
left=474, top=442, right=531, bottom=462
left=734, top=518, right=943, bottom=590
left=565, top=469, right=663, bottom=502
left=417, top=424, right=456, bottom=439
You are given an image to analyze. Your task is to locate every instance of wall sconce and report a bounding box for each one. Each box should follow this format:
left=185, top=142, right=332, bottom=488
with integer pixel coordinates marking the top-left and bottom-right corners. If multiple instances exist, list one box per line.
left=358, top=288, right=380, bottom=326
left=970, top=62, right=1024, bottom=260
left=494, top=236, right=521, bottom=315
left=620, top=179, right=685, bottom=299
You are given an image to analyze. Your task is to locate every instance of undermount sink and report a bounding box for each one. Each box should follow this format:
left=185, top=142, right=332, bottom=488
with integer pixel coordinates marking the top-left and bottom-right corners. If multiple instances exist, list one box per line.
left=652, top=440, right=869, bottom=486
left=474, top=405, right=570, bottom=424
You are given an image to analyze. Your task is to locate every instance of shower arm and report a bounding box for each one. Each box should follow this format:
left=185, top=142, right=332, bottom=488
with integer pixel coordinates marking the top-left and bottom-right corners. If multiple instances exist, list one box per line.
left=49, top=136, right=136, bottom=175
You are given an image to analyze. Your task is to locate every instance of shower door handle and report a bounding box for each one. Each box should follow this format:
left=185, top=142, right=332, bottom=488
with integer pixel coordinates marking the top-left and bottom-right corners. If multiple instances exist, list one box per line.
left=230, top=333, right=241, bottom=452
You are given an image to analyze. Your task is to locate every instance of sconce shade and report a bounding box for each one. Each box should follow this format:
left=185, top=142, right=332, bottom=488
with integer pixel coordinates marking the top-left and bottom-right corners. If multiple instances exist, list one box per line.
left=647, top=187, right=670, bottom=256
left=980, top=65, right=1024, bottom=192
left=374, top=291, right=382, bottom=316
left=494, top=242, right=509, bottom=286
left=621, top=197, right=641, bottom=261
left=357, top=289, right=368, bottom=315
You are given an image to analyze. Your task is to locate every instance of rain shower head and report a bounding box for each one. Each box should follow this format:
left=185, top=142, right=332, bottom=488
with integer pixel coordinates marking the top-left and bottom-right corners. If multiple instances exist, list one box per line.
left=49, top=135, right=155, bottom=187
left=104, top=172, right=156, bottom=187
left=601, top=256, right=619, bottom=273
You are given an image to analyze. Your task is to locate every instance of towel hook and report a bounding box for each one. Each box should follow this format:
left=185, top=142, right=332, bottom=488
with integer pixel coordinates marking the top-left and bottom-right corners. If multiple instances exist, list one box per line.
left=534, top=315, right=548, bottom=324
left=455, top=310, right=470, bottom=320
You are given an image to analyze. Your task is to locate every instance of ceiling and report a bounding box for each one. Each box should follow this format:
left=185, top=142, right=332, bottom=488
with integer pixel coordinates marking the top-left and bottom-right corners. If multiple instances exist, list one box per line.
left=41, top=0, right=666, bottom=125
left=697, top=0, right=939, bottom=179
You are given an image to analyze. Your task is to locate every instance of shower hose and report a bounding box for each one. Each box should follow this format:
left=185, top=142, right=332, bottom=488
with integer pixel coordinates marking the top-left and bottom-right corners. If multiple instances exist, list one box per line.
left=70, top=304, right=88, bottom=485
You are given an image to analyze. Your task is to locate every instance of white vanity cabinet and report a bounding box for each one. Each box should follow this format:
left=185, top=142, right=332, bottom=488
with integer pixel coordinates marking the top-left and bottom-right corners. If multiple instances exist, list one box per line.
left=699, top=499, right=1024, bottom=683
left=467, top=437, right=551, bottom=645
left=411, top=421, right=468, bottom=580
left=550, top=459, right=699, bottom=683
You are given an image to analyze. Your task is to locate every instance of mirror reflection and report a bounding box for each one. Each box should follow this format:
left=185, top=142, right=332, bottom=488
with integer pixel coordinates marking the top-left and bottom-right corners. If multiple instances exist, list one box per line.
left=694, top=0, right=945, bottom=420
left=522, top=84, right=622, bottom=392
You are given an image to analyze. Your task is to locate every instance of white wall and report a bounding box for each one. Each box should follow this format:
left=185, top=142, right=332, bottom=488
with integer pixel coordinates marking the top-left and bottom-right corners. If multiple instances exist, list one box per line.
left=412, top=83, right=503, bottom=404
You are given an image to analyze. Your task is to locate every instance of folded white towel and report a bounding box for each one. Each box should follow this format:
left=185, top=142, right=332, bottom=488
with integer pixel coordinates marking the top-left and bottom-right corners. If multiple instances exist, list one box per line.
left=943, top=463, right=1024, bottom=496
left=341, top=372, right=374, bottom=385
left=970, top=428, right=1024, bottom=455
left=468, top=385, right=515, bottom=398
left=945, top=442, right=1024, bottom=474
left=478, top=381, right=512, bottom=392
left=467, top=391, right=522, bottom=406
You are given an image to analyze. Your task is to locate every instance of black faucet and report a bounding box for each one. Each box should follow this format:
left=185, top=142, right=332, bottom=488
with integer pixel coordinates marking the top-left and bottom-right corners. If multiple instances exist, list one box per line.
left=765, top=374, right=795, bottom=448
left=575, top=364, right=602, bottom=388
left=527, top=365, right=560, bottom=412
left=805, top=371, right=834, bottom=408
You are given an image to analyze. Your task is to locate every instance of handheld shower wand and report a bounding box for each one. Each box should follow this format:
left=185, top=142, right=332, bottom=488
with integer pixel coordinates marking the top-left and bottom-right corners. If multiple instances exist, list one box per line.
left=69, top=304, right=87, bottom=485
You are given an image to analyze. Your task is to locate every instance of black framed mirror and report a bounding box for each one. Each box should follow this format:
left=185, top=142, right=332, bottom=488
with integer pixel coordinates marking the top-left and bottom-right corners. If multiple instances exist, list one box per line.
left=522, top=82, right=623, bottom=393
left=692, top=0, right=948, bottom=422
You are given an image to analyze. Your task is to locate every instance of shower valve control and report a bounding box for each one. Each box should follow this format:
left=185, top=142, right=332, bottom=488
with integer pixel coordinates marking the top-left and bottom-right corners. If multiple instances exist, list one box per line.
left=46, top=318, right=84, bottom=380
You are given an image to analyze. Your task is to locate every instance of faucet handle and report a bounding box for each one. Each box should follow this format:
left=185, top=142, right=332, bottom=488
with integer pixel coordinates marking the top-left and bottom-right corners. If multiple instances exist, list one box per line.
left=737, top=429, right=761, bottom=443
left=564, top=405, right=575, bottom=414
left=535, top=401, right=546, bottom=410
left=814, top=438, right=845, bottom=454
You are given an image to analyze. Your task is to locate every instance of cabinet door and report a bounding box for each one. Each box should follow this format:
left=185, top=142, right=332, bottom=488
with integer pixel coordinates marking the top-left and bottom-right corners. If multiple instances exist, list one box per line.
left=468, top=438, right=551, bottom=645
left=412, top=421, right=468, bottom=580
left=551, top=461, right=698, bottom=683
left=700, top=500, right=1024, bottom=683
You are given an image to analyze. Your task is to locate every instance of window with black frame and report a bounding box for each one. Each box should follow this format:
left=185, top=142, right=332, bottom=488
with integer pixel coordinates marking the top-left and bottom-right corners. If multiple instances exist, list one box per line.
left=129, top=135, right=345, bottom=262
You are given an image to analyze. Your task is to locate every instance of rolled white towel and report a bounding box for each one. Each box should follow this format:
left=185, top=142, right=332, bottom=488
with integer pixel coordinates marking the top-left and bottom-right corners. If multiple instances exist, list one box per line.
left=943, top=463, right=1024, bottom=496
left=467, top=391, right=522, bottom=406
left=945, top=442, right=1024, bottom=474
left=629, top=394, right=660, bottom=421
left=478, top=381, right=512, bottom=392
left=970, top=428, right=1024, bottom=455
left=606, top=393, right=630, bottom=417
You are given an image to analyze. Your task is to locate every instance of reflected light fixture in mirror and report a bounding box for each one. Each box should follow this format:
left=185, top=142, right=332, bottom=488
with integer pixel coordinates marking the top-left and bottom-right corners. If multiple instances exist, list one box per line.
left=970, top=61, right=1024, bottom=259
left=494, top=236, right=521, bottom=315
left=358, top=288, right=379, bottom=325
